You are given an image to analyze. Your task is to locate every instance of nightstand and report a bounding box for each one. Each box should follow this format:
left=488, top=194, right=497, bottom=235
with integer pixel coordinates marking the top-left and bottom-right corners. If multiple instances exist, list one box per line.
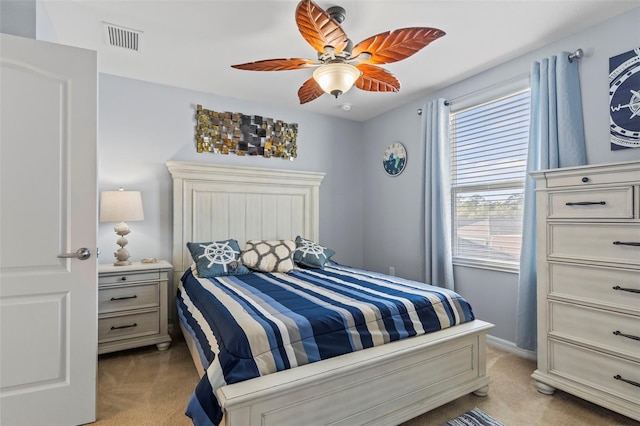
left=98, top=260, right=172, bottom=354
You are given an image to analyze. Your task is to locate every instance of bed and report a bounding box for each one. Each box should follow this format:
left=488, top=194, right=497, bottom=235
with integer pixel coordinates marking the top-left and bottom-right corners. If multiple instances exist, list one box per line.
left=167, top=160, right=493, bottom=426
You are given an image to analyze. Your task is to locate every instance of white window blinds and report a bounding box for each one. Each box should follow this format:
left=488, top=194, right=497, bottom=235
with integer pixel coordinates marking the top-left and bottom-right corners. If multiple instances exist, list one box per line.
left=450, top=89, right=530, bottom=269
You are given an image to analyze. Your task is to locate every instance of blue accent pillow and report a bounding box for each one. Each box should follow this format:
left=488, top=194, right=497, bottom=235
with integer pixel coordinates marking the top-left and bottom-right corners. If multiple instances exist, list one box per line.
left=293, top=236, right=335, bottom=269
left=187, top=239, right=251, bottom=277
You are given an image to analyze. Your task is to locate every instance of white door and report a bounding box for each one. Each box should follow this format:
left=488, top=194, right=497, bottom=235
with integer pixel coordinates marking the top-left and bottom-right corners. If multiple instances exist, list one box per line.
left=0, top=33, right=97, bottom=425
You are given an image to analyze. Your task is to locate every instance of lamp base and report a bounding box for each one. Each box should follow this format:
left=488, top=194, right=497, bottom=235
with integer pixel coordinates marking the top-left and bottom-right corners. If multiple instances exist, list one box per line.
left=113, top=222, right=133, bottom=266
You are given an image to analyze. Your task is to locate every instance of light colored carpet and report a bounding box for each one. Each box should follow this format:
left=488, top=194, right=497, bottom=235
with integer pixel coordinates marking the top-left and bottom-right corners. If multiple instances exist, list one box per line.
left=93, top=336, right=198, bottom=425
left=91, top=335, right=639, bottom=426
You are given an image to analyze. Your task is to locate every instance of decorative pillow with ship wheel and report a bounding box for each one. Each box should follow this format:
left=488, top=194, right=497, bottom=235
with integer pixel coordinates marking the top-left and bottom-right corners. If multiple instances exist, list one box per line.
left=293, top=236, right=335, bottom=269
left=187, top=239, right=251, bottom=277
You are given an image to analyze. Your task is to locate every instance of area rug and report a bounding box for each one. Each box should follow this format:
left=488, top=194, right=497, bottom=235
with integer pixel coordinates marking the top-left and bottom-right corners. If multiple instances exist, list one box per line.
left=441, top=407, right=505, bottom=426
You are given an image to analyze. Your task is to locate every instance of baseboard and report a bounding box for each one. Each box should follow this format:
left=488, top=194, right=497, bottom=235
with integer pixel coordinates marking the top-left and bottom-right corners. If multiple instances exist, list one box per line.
left=487, top=334, right=537, bottom=361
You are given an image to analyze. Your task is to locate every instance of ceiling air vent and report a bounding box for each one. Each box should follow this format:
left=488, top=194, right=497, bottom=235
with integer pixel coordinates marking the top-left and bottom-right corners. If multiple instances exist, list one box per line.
left=103, top=22, right=142, bottom=51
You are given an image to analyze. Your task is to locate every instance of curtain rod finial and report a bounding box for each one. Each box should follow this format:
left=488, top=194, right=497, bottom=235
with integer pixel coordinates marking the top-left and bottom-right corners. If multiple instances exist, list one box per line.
left=569, top=48, right=583, bottom=63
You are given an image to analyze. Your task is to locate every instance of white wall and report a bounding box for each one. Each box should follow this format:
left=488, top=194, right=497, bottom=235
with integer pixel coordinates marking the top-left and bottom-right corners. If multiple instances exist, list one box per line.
left=361, top=7, right=640, bottom=343
left=97, top=74, right=365, bottom=269
left=0, top=0, right=36, bottom=38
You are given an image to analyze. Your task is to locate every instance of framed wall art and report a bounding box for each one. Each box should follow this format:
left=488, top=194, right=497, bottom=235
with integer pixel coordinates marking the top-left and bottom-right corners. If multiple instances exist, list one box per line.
left=609, top=47, right=640, bottom=150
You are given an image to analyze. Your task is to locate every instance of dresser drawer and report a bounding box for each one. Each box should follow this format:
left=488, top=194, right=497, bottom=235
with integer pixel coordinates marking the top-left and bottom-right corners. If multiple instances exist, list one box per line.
left=98, top=270, right=161, bottom=285
left=549, top=302, right=640, bottom=359
left=98, top=311, right=160, bottom=343
left=545, top=166, right=640, bottom=188
left=549, top=224, right=640, bottom=266
left=550, top=341, right=640, bottom=405
left=547, top=187, right=633, bottom=219
left=549, top=263, right=640, bottom=313
left=98, top=282, right=159, bottom=314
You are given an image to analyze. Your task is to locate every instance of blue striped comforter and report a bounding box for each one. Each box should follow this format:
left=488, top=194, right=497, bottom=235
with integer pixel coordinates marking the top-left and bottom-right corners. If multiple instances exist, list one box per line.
left=177, top=262, right=475, bottom=426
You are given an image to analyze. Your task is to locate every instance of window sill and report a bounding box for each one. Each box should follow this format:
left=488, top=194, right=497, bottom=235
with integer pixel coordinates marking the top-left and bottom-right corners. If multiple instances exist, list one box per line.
left=452, top=259, right=519, bottom=274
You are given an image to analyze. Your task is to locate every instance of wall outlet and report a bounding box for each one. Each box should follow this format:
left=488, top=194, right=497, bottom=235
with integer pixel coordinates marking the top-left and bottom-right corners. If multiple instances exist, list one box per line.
left=388, top=266, right=395, bottom=276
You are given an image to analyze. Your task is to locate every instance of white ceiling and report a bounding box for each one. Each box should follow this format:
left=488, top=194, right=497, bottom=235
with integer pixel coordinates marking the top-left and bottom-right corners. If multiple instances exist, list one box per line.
left=39, top=0, right=640, bottom=121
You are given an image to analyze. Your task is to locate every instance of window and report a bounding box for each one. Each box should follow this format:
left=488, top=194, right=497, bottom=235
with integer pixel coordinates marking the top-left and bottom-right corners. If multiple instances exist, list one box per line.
left=450, top=88, right=531, bottom=271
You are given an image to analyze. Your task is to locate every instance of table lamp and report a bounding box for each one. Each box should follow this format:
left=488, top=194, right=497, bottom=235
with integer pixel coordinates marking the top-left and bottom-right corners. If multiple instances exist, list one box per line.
left=99, top=188, right=144, bottom=266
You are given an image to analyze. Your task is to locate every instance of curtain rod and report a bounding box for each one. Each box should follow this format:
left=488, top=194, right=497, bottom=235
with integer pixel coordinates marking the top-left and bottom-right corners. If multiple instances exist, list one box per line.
left=568, top=48, right=584, bottom=63
left=417, top=49, right=583, bottom=115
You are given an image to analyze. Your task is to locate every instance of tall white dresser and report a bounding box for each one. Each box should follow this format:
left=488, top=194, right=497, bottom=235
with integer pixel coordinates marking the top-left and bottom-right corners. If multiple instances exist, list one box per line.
left=531, top=160, right=640, bottom=421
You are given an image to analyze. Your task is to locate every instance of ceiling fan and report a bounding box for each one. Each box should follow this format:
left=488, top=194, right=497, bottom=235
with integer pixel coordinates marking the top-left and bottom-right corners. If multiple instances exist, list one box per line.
left=231, top=0, right=445, bottom=104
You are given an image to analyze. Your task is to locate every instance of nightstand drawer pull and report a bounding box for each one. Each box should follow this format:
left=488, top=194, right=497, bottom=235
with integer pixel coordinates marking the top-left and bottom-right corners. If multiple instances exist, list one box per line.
left=110, top=323, right=138, bottom=330
left=613, top=330, right=640, bottom=341
left=612, top=285, right=640, bottom=294
left=120, top=276, right=127, bottom=281
left=614, top=375, right=640, bottom=388
left=612, top=241, right=640, bottom=247
left=110, top=295, right=137, bottom=301
left=564, top=201, right=606, bottom=206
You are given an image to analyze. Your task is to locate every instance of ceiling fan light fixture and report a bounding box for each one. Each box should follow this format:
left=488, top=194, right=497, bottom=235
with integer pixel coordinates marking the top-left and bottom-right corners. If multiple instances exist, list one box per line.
left=312, top=63, right=361, bottom=98
left=231, top=1, right=445, bottom=104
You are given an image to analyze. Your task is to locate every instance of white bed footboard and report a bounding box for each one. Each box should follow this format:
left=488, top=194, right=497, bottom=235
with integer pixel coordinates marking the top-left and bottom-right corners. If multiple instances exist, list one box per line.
left=217, top=320, right=492, bottom=426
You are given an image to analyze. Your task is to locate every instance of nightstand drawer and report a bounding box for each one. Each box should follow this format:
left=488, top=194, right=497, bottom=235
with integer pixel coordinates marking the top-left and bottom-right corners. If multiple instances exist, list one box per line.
left=98, top=311, right=160, bottom=343
left=547, top=186, right=633, bottom=219
left=99, top=283, right=159, bottom=314
left=99, top=270, right=161, bottom=285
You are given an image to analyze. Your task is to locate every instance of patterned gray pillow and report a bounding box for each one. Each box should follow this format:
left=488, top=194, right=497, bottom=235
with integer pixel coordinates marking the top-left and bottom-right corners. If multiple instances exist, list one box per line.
left=241, top=240, right=295, bottom=272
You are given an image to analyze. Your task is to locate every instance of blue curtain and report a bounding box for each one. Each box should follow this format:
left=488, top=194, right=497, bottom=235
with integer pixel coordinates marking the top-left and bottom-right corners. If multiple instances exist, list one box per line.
left=423, top=98, right=454, bottom=290
left=516, top=52, right=587, bottom=351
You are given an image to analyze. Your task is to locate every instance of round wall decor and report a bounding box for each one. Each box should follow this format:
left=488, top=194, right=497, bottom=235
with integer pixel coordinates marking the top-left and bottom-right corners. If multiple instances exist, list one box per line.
left=382, top=142, right=407, bottom=176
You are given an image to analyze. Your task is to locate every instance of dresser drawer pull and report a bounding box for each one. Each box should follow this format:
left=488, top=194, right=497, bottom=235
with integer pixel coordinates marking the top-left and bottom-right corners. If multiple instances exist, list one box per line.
left=110, top=323, right=138, bottom=330
left=613, top=330, right=640, bottom=341
left=614, top=375, right=640, bottom=388
left=612, top=241, right=640, bottom=247
left=612, top=285, right=640, bottom=294
left=109, top=295, right=138, bottom=301
left=564, top=201, right=606, bottom=206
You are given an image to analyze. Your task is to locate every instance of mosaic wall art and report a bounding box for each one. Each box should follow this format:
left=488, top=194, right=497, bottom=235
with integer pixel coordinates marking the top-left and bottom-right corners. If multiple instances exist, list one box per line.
left=195, top=105, right=298, bottom=159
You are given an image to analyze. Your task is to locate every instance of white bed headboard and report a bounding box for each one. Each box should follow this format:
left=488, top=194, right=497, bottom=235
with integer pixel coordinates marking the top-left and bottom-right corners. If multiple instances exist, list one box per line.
left=166, top=161, right=325, bottom=277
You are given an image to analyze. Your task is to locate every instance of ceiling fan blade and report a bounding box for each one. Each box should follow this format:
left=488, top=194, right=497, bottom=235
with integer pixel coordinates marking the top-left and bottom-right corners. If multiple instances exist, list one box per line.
left=296, top=0, right=348, bottom=54
left=355, top=64, right=400, bottom=93
left=352, top=27, right=445, bottom=64
left=298, top=77, right=325, bottom=104
left=231, top=58, right=318, bottom=71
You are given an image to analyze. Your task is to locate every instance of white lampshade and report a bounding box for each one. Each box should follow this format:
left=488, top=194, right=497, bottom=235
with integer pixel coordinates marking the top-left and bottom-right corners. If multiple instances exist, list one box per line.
left=100, top=189, right=144, bottom=223
left=100, top=188, right=144, bottom=266
left=312, top=63, right=361, bottom=98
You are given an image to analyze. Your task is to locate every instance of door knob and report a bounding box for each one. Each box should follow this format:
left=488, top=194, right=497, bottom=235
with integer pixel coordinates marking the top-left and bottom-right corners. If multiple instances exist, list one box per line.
left=57, top=248, right=91, bottom=260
